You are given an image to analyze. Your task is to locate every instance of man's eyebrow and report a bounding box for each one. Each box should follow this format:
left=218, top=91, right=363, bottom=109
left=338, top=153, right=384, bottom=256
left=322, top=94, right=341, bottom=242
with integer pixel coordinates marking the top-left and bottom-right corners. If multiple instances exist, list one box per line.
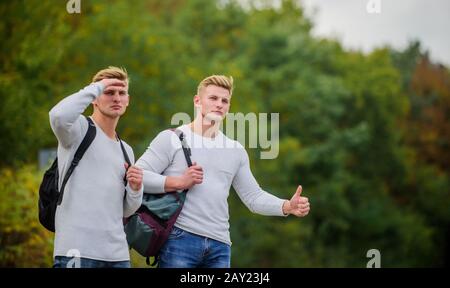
left=207, top=94, right=229, bottom=98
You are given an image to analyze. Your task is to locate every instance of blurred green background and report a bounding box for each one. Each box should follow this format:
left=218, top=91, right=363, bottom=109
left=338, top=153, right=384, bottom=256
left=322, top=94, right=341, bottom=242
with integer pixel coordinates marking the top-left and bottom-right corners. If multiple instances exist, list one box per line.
left=1, top=0, right=449, bottom=267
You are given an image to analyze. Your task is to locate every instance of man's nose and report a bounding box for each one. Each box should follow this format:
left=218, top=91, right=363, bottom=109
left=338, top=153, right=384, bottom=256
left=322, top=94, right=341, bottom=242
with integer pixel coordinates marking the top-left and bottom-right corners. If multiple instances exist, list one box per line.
left=112, top=92, right=121, bottom=101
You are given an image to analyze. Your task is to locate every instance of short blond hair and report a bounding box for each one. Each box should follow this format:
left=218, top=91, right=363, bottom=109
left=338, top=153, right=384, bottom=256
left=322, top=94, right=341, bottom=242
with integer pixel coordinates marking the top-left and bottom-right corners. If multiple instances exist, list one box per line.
left=197, top=75, right=233, bottom=95
left=92, top=66, right=129, bottom=83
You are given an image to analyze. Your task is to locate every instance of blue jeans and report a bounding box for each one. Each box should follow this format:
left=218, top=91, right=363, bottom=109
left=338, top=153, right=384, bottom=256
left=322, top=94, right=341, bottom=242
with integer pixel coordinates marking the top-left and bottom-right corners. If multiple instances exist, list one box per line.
left=158, top=226, right=231, bottom=268
left=53, top=256, right=131, bottom=268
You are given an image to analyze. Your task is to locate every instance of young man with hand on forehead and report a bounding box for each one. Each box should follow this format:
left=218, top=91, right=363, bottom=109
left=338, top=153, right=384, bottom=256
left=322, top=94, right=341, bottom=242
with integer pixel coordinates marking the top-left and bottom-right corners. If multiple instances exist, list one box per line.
left=49, top=66, right=143, bottom=268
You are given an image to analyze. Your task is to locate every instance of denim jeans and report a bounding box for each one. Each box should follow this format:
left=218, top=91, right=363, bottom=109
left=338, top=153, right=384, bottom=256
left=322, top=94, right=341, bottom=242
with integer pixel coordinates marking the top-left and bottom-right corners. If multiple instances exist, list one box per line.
left=158, top=226, right=231, bottom=268
left=53, top=256, right=131, bottom=268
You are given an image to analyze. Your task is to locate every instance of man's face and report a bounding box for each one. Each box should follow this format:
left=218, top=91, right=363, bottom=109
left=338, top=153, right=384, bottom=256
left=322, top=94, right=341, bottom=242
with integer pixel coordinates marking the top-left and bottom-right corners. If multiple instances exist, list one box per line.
left=93, top=80, right=129, bottom=118
left=194, top=85, right=231, bottom=123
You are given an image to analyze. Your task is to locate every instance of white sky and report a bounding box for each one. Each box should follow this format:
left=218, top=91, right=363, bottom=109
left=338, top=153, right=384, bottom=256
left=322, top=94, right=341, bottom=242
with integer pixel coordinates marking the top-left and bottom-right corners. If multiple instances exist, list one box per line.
left=301, top=0, right=450, bottom=66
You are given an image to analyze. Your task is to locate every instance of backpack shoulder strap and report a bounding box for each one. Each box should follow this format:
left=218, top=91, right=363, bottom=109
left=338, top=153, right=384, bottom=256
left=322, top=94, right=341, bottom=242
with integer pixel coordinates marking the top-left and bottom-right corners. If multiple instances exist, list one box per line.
left=170, top=128, right=193, bottom=194
left=57, top=116, right=96, bottom=205
left=116, top=132, right=131, bottom=189
left=118, top=137, right=131, bottom=167
left=170, top=128, right=193, bottom=167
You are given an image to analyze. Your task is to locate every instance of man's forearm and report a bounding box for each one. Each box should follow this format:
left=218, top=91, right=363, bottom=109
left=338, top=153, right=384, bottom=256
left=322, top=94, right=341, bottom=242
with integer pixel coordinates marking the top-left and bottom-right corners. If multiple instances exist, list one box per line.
left=164, top=176, right=183, bottom=192
left=49, top=83, right=103, bottom=129
left=49, top=83, right=103, bottom=147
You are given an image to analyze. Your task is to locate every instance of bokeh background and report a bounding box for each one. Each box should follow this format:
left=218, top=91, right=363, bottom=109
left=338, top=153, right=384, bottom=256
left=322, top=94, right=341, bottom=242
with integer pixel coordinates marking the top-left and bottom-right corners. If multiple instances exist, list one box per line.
left=1, top=0, right=449, bottom=267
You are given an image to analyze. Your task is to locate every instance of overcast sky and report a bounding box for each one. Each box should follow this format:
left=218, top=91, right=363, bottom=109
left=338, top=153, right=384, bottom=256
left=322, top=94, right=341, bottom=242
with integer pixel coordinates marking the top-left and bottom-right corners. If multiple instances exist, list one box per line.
left=301, top=0, right=450, bottom=66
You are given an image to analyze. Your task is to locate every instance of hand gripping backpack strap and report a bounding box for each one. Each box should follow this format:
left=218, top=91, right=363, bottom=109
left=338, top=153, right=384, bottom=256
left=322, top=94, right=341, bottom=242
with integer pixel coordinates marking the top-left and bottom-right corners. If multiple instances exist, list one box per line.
left=57, top=116, right=96, bottom=205
left=170, top=128, right=193, bottom=193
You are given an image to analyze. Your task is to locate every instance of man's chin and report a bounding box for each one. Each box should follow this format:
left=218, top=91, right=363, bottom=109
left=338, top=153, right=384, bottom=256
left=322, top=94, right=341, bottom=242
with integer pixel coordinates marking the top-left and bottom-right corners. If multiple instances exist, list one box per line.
left=204, top=114, right=223, bottom=124
left=104, top=111, right=125, bottom=119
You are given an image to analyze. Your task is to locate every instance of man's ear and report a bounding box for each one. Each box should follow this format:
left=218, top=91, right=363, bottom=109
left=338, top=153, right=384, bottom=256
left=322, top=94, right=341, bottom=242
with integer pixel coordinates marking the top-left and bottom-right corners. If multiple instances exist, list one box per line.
left=193, top=94, right=201, bottom=107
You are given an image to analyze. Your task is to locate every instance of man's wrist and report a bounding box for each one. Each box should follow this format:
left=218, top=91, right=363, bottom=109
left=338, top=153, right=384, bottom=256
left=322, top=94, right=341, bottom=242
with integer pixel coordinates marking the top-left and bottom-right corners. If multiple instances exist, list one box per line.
left=282, top=200, right=291, bottom=216
left=127, top=183, right=142, bottom=194
left=131, top=184, right=142, bottom=192
left=174, top=177, right=183, bottom=190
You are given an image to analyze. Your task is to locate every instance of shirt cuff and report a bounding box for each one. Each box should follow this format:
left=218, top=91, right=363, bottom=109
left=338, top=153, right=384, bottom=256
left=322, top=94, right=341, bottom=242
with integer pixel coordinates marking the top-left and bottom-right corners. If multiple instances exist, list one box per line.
left=142, top=171, right=167, bottom=194
left=90, top=82, right=104, bottom=98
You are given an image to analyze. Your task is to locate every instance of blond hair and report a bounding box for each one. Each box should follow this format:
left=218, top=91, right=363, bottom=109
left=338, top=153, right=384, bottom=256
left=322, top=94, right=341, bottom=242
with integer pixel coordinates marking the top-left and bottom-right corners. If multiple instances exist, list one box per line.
left=197, top=75, right=233, bottom=95
left=92, top=66, right=129, bottom=83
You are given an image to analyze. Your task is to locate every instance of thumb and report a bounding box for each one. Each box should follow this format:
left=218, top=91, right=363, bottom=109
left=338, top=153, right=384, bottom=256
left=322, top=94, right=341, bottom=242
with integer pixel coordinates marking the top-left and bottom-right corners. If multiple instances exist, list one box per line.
left=192, top=161, right=197, bottom=166
left=124, top=163, right=129, bottom=170
left=295, top=185, right=303, bottom=197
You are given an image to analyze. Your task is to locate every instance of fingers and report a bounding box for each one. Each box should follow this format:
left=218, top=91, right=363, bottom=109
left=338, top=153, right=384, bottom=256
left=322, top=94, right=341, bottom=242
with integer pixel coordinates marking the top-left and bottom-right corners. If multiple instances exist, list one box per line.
left=191, top=171, right=203, bottom=184
left=190, top=165, right=203, bottom=172
left=293, top=196, right=309, bottom=206
left=299, top=210, right=309, bottom=217
left=187, top=165, right=203, bottom=181
left=294, top=206, right=310, bottom=217
left=191, top=171, right=203, bottom=178
left=102, top=78, right=126, bottom=87
left=126, top=165, right=143, bottom=183
left=181, top=162, right=205, bottom=188
left=300, top=202, right=310, bottom=209
left=127, top=173, right=142, bottom=181
left=188, top=170, right=203, bottom=178
left=290, top=196, right=310, bottom=217
left=299, top=197, right=309, bottom=204
left=127, top=167, right=142, bottom=176
left=294, top=202, right=310, bottom=210
left=295, top=185, right=302, bottom=197
left=126, top=165, right=142, bottom=173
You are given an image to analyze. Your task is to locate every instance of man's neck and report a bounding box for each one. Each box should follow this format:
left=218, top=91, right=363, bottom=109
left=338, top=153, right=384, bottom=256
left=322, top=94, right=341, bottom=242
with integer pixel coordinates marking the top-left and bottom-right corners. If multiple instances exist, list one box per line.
left=92, top=112, right=119, bottom=140
left=190, top=116, right=221, bottom=139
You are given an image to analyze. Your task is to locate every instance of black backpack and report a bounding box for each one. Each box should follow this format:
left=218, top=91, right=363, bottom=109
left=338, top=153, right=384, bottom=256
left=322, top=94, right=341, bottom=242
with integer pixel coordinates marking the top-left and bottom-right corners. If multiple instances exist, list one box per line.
left=38, top=116, right=96, bottom=232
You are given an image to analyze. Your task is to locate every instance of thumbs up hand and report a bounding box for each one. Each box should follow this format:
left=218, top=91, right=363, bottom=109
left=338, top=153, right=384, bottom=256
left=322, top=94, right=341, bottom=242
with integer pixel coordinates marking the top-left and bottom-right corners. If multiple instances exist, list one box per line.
left=282, top=185, right=310, bottom=217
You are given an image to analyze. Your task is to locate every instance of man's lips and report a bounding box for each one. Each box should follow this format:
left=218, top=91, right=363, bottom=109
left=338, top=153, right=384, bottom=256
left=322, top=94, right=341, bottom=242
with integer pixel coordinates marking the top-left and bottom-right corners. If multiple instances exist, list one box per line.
left=111, top=105, right=122, bottom=110
left=212, top=111, right=223, bottom=115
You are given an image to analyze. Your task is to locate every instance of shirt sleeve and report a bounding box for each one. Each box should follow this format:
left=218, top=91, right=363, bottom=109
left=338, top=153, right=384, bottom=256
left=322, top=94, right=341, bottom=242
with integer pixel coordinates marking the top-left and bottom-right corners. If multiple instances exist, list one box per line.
left=232, top=146, right=287, bottom=216
left=49, top=82, right=104, bottom=148
left=135, top=130, right=179, bottom=194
